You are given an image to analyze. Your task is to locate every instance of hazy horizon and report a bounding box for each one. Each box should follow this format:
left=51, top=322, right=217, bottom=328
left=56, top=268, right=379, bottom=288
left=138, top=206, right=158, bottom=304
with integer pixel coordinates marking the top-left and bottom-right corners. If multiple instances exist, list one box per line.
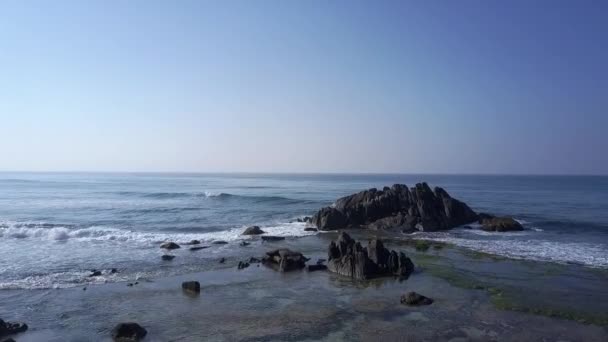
left=1, top=1, right=607, bottom=175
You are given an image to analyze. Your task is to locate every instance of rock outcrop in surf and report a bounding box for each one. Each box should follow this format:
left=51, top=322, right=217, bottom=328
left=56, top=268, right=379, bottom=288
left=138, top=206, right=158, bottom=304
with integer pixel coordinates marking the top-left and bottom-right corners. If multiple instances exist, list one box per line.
left=312, top=183, right=478, bottom=232
left=327, top=232, right=414, bottom=280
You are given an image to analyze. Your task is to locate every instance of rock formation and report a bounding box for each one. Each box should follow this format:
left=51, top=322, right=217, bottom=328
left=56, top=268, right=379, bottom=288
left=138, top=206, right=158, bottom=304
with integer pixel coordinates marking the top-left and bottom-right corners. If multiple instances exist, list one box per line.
left=111, top=322, right=147, bottom=341
left=262, top=249, right=309, bottom=272
left=478, top=214, right=523, bottom=232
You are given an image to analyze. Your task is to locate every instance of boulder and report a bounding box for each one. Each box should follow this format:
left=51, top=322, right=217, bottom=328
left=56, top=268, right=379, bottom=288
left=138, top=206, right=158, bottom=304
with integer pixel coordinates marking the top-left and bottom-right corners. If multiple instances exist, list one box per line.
left=111, top=322, right=147, bottom=341
left=311, top=183, right=478, bottom=232
left=326, top=232, right=414, bottom=280
left=239, top=241, right=250, bottom=247
left=160, top=242, right=180, bottom=250
left=161, top=255, right=175, bottom=261
left=219, top=257, right=226, bottom=263
left=262, top=249, right=309, bottom=272
left=261, top=236, right=285, bottom=242
left=242, top=226, right=265, bottom=235
left=212, top=241, right=228, bottom=245
left=189, top=246, right=209, bottom=251
left=307, top=264, right=327, bottom=272
left=237, top=261, right=250, bottom=270
left=0, top=319, right=28, bottom=337
left=181, top=281, right=200, bottom=293
left=110, top=268, right=118, bottom=274
left=479, top=216, right=523, bottom=232
left=304, top=227, right=318, bottom=232
left=89, top=270, right=102, bottom=277
left=400, top=292, right=433, bottom=306
left=185, top=240, right=200, bottom=245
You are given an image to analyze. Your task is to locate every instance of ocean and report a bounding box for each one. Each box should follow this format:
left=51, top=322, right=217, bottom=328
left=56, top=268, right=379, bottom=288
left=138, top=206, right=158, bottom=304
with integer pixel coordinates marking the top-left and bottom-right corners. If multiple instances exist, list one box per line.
left=1, top=172, right=608, bottom=290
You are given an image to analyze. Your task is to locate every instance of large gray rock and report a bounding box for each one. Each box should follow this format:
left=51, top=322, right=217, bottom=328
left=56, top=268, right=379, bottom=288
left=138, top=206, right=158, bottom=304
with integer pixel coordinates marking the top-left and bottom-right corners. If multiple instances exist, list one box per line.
left=312, top=183, right=478, bottom=232
left=479, top=215, right=524, bottom=232
left=242, top=226, right=265, bottom=235
left=262, top=249, right=309, bottom=272
left=111, top=322, right=147, bottom=341
left=160, top=242, right=180, bottom=250
left=326, top=232, right=414, bottom=280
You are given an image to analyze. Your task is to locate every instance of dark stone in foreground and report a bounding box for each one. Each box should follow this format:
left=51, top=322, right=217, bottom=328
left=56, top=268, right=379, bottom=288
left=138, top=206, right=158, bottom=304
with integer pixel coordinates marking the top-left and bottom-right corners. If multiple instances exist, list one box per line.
left=181, top=281, right=201, bottom=293
left=161, top=255, right=175, bottom=261
left=479, top=214, right=524, bottom=232
left=261, top=236, right=285, bottom=242
left=111, top=322, right=147, bottom=341
left=312, top=183, right=478, bottom=232
left=262, top=249, right=309, bottom=272
left=327, top=232, right=414, bottom=280
left=160, top=242, right=181, bottom=250
left=242, top=225, right=265, bottom=235
left=400, top=291, right=433, bottom=306
left=0, top=319, right=28, bottom=337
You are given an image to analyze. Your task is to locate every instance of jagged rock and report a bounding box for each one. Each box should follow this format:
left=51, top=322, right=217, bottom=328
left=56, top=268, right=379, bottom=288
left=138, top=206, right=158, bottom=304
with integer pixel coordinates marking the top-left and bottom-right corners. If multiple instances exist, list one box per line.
left=0, top=319, right=28, bottom=337
left=249, top=257, right=261, bottom=263
left=479, top=215, right=523, bottom=232
left=181, top=281, right=200, bottom=293
left=261, top=236, right=285, bottom=242
left=237, top=261, right=250, bottom=269
left=185, top=240, right=200, bottom=245
left=242, top=226, right=265, bottom=235
left=400, top=292, right=433, bottom=306
left=312, top=183, right=478, bottom=232
left=262, top=249, right=309, bottom=272
left=111, top=322, right=147, bottom=341
left=161, top=255, right=175, bottom=261
left=160, top=242, right=181, bottom=250
left=326, top=232, right=414, bottom=280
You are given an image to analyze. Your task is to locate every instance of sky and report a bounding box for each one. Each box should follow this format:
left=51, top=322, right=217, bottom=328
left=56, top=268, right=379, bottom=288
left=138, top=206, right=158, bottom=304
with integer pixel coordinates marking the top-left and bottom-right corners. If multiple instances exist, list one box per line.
left=1, top=0, right=607, bottom=174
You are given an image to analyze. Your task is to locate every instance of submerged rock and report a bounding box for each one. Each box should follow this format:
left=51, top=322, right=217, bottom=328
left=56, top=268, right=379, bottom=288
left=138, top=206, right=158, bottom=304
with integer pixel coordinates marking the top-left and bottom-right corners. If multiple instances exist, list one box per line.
left=239, top=241, right=250, bottom=247
left=311, top=183, right=478, bottom=232
left=262, top=249, right=309, bottom=272
left=304, top=227, right=318, bottom=232
left=89, top=270, right=102, bottom=277
left=400, top=292, right=433, bottom=306
left=189, top=246, right=209, bottom=251
left=327, top=232, right=414, bottom=280
left=261, top=236, right=285, bottom=242
left=181, top=281, right=201, bottom=293
left=0, top=319, right=28, bottom=337
left=212, top=240, right=228, bottom=245
left=219, top=257, right=226, bottom=263
left=238, top=261, right=250, bottom=270
left=161, top=255, right=175, bottom=261
left=242, top=226, right=265, bottom=235
left=111, top=322, right=147, bottom=341
left=479, top=215, right=524, bottom=232
left=160, top=242, right=181, bottom=250
left=185, top=240, right=201, bottom=245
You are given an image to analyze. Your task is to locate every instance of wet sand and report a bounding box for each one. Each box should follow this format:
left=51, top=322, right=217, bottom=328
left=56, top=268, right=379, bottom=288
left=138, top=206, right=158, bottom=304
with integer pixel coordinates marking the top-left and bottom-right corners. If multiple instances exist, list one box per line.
left=2, top=232, right=608, bottom=341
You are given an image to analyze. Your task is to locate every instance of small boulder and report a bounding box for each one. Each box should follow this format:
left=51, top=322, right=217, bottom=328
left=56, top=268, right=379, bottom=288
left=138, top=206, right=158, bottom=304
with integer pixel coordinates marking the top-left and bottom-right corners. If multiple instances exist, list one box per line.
left=185, top=240, right=201, bottom=245
left=212, top=241, right=228, bottom=245
left=89, top=270, right=102, bottom=277
left=111, top=322, right=147, bottom=341
left=239, top=241, right=250, bottom=247
left=0, top=319, right=28, bottom=337
left=304, top=227, right=318, bottom=232
left=161, top=255, right=175, bottom=261
left=237, top=261, right=250, bottom=270
left=480, top=216, right=523, bottom=232
left=181, top=281, right=201, bottom=293
left=249, top=257, right=261, bottom=263
left=262, top=249, right=309, bottom=272
left=242, top=226, right=265, bottom=235
left=110, top=268, right=118, bottom=274
left=400, top=292, right=433, bottom=306
left=219, top=257, right=226, bottom=263
left=189, top=246, right=209, bottom=251
left=160, top=242, right=181, bottom=250
left=261, top=236, right=285, bottom=242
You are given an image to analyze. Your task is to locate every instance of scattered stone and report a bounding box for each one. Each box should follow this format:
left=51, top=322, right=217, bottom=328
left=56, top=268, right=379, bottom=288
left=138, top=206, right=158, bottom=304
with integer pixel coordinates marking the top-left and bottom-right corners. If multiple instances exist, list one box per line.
left=0, top=319, right=28, bottom=337
left=400, top=292, right=434, bottom=306
left=89, top=270, right=102, bottom=277
left=83, top=287, right=87, bottom=291
left=239, top=241, right=250, bottom=247
left=185, top=239, right=201, bottom=245
left=307, top=264, right=327, bottom=272
left=479, top=215, right=524, bottom=232
left=127, top=283, right=134, bottom=287
left=110, top=268, right=118, bottom=274
left=111, top=322, right=147, bottom=341
left=160, top=242, right=181, bottom=250
left=304, top=227, right=318, bottom=232
left=327, top=232, right=414, bottom=280
left=161, top=255, right=175, bottom=261
left=219, top=257, right=226, bottom=263
left=242, top=226, right=265, bottom=235
left=249, top=257, right=261, bottom=263
left=181, top=281, right=201, bottom=293
left=262, top=249, right=309, bottom=272
left=237, top=261, right=250, bottom=270
left=261, top=236, right=285, bottom=242
left=212, top=241, right=228, bottom=245
left=311, top=183, right=478, bottom=232
left=189, top=246, right=209, bottom=251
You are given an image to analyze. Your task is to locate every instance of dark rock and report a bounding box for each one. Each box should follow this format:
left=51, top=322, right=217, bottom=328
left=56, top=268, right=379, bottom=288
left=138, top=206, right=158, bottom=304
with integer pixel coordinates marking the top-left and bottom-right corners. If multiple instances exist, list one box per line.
left=326, top=232, right=414, bottom=280
left=185, top=240, right=200, bottom=245
left=127, top=283, right=134, bottom=287
left=400, top=291, right=433, bottom=306
left=160, top=242, right=180, bottom=250
left=462, top=225, right=473, bottom=229
left=249, top=257, right=261, bottom=263
left=110, top=268, right=118, bottom=274
left=304, top=227, right=318, bottom=232
left=242, top=226, right=265, bottom=235
left=261, top=236, right=285, bottom=242
left=316, top=259, right=326, bottom=265
left=262, top=249, right=309, bottom=272
left=0, top=319, right=28, bottom=337
left=111, top=322, right=147, bottom=341
left=307, top=264, right=327, bottom=272
left=181, top=281, right=200, bottom=293
left=311, top=183, right=478, bottom=232
left=237, top=261, right=250, bottom=270
left=480, top=216, right=524, bottom=232
left=212, top=241, right=228, bottom=245
left=219, top=257, right=226, bottom=263
left=161, top=255, right=175, bottom=261
left=239, top=241, right=250, bottom=247
left=189, top=246, right=209, bottom=251
left=89, top=270, right=102, bottom=277
left=2, top=338, right=16, bottom=342
left=303, top=216, right=312, bottom=223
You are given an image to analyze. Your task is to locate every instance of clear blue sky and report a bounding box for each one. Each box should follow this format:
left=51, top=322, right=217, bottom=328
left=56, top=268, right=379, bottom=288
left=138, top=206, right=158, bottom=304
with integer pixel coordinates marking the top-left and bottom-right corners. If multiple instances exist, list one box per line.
left=1, top=0, right=607, bottom=174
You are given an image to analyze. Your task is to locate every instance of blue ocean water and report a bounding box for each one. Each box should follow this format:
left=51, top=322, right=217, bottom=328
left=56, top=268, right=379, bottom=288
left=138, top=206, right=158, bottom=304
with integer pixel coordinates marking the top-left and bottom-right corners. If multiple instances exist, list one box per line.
left=1, top=172, right=607, bottom=289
